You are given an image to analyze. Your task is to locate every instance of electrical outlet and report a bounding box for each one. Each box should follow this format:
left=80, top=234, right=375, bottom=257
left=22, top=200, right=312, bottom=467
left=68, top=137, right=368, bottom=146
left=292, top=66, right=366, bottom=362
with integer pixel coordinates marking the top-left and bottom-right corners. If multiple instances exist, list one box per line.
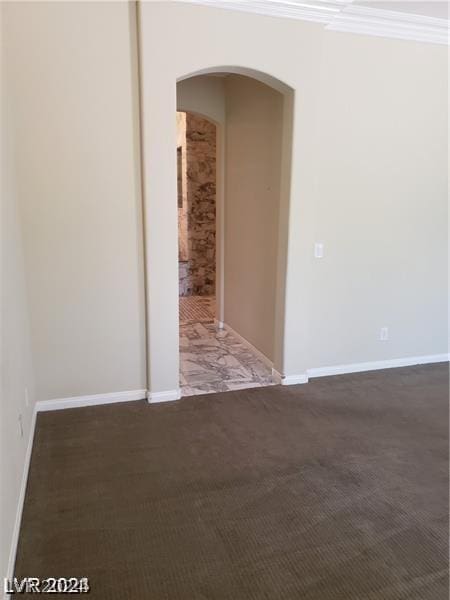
left=379, top=327, right=389, bottom=341
left=24, top=387, right=29, bottom=408
left=18, top=414, right=23, bottom=439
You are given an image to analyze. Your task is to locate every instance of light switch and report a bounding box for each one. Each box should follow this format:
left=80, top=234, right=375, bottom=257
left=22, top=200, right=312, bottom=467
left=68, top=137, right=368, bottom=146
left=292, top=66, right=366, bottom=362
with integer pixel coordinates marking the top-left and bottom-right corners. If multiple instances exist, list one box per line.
left=314, top=242, right=324, bottom=258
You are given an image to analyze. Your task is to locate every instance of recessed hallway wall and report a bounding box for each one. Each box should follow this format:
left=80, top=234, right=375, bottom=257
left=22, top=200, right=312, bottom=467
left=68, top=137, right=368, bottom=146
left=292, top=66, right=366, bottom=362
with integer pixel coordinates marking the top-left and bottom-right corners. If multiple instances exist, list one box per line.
left=224, top=75, right=284, bottom=363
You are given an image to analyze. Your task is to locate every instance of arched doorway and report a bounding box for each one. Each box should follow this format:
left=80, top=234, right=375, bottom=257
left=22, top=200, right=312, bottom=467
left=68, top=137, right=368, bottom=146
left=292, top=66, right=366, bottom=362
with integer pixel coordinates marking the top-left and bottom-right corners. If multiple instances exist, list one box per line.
left=172, top=70, right=294, bottom=398
left=141, top=65, right=294, bottom=402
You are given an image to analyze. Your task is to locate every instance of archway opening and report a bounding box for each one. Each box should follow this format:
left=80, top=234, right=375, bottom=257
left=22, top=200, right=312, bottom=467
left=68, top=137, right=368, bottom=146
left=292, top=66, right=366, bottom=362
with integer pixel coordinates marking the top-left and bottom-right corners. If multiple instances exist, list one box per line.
left=175, top=70, right=294, bottom=397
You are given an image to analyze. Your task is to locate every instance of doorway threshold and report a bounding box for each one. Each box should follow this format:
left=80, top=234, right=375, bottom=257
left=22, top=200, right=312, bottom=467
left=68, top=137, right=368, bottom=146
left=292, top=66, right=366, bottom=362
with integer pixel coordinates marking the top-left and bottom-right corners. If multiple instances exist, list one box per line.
left=180, top=321, right=277, bottom=397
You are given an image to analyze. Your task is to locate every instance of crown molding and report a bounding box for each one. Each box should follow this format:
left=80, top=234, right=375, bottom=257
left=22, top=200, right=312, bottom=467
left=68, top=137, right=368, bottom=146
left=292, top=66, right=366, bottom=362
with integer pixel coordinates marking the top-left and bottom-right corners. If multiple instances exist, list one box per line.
left=180, top=0, right=352, bottom=24
left=182, top=0, right=449, bottom=46
left=327, top=4, right=449, bottom=45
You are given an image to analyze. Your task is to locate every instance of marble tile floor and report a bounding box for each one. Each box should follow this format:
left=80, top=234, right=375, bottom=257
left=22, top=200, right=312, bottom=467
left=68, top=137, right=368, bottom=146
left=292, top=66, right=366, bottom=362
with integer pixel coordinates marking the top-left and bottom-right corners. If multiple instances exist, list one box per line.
left=180, top=321, right=278, bottom=397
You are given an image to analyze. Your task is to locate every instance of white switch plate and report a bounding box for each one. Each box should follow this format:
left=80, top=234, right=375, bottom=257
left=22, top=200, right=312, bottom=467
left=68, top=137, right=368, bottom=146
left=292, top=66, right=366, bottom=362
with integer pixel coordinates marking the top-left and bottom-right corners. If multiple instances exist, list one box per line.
left=379, top=327, right=389, bottom=341
left=314, top=242, right=324, bottom=258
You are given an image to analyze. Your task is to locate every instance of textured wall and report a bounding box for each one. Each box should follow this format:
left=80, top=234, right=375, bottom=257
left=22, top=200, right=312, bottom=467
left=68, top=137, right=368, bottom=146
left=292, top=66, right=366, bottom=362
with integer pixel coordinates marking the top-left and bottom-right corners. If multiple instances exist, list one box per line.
left=4, top=1, right=146, bottom=400
left=179, top=113, right=216, bottom=297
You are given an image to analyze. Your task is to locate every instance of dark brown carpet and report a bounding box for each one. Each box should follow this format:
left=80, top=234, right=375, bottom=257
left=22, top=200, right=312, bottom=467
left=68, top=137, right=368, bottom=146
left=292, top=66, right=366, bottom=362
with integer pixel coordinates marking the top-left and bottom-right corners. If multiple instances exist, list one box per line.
left=15, top=364, right=449, bottom=599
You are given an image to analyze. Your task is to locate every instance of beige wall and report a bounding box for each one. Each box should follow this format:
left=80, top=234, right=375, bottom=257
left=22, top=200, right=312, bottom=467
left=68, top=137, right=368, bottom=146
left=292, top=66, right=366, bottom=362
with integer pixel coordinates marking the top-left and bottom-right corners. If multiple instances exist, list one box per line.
left=307, top=33, right=448, bottom=368
left=177, top=75, right=225, bottom=124
left=139, top=2, right=323, bottom=391
left=3, top=0, right=446, bottom=580
left=1, top=1, right=447, bottom=403
left=3, top=1, right=146, bottom=401
left=139, top=2, right=447, bottom=391
left=224, top=75, right=283, bottom=360
left=0, top=2, right=36, bottom=579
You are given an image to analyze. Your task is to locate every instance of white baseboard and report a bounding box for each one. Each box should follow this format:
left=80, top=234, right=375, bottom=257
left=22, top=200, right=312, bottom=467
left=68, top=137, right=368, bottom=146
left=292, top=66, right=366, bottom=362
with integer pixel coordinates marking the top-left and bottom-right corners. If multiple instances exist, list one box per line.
left=222, top=322, right=275, bottom=371
left=36, top=389, right=147, bottom=412
left=271, top=367, right=283, bottom=384
left=307, top=353, right=449, bottom=379
left=281, top=353, right=450, bottom=386
left=281, top=373, right=309, bottom=385
left=6, top=405, right=37, bottom=598
left=147, top=389, right=181, bottom=403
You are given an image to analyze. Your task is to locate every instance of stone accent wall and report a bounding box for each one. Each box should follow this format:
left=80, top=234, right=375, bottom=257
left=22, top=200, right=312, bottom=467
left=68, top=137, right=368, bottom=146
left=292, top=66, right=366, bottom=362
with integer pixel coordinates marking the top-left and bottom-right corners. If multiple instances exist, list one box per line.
left=178, top=113, right=216, bottom=297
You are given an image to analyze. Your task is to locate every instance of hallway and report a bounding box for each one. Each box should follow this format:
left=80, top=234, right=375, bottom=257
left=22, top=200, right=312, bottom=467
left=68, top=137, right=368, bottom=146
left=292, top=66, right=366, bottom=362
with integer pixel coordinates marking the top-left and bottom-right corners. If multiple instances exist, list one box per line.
left=180, top=321, right=278, bottom=396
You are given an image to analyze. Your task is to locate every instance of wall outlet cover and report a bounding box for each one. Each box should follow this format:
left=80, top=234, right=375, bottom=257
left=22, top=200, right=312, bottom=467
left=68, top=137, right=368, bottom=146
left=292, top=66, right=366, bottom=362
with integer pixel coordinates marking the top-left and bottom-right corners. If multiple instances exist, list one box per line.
left=314, top=242, right=324, bottom=258
left=380, top=327, right=389, bottom=341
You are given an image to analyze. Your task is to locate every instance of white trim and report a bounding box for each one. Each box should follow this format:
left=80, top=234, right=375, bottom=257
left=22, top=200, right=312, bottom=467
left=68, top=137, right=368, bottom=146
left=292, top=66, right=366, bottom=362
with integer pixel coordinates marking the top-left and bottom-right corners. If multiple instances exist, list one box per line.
left=271, top=367, right=283, bottom=385
left=215, top=319, right=225, bottom=330
left=307, top=353, right=450, bottom=379
left=184, top=0, right=449, bottom=46
left=182, top=0, right=350, bottom=25
left=36, top=389, right=147, bottom=412
left=6, top=405, right=37, bottom=598
left=280, top=353, right=450, bottom=386
left=222, top=322, right=274, bottom=371
left=147, top=389, right=181, bottom=403
left=281, top=373, right=309, bottom=385
left=327, top=4, right=449, bottom=46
